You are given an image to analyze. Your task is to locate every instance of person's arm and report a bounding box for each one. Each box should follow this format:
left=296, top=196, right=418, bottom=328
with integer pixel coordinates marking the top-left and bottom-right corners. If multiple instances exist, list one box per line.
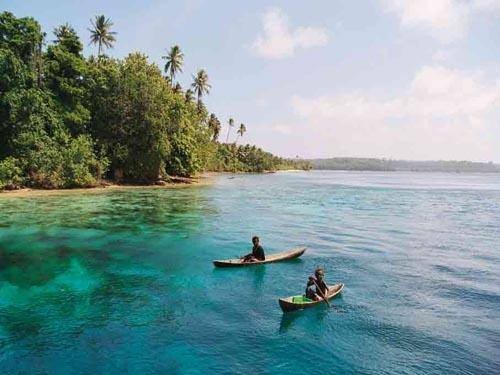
left=253, top=245, right=265, bottom=260
left=242, top=253, right=252, bottom=261
left=259, top=246, right=265, bottom=260
left=315, top=281, right=327, bottom=298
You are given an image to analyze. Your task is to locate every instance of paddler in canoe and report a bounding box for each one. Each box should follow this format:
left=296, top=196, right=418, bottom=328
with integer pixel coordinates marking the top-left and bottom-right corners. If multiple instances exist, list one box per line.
left=278, top=267, right=342, bottom=312
left=305, top=268, right=329, bottom=301
left=241, top=236, right=265, bottom=263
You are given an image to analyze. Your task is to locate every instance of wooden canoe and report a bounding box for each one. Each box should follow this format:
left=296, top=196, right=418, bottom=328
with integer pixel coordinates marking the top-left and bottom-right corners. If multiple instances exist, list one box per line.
left=213, top=247, right=306, bottom=268
left=279, top=283, right=344, bottom=312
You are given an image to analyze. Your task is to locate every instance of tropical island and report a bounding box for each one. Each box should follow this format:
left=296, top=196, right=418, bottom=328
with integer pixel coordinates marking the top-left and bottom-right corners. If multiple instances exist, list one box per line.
left=0, top=12, right=310, bottom=191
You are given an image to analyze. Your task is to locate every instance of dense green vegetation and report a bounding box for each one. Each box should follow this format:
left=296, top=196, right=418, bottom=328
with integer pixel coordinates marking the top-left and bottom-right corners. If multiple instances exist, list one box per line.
left=0, top=12, right=309, bottom=190
left=209, top=144, right=311, bottom=173
left=309, top=158, right=500, bottom=172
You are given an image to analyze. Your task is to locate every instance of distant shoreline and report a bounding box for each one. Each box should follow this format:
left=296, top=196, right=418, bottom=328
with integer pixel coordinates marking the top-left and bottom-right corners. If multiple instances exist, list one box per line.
left=308, top=169, right=500, bottom=173
left=306, top=158, right=500, bottom=173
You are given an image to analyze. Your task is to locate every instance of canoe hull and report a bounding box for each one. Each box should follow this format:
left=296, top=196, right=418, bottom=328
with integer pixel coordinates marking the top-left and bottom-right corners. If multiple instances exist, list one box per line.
left=279, top=283, right=344, bottom=312
left=213, top=247, right=306, bottom=268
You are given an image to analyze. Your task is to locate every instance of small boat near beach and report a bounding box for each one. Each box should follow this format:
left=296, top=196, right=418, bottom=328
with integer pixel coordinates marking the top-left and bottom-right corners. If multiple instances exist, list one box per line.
left=279, top=283, right=344, bottom=312
left=213, top=247, right=306, bottom=268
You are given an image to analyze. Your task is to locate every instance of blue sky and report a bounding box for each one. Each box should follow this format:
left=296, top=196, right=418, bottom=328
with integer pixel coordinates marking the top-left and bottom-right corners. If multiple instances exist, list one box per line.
left=2, top=0, right=500, bottom=161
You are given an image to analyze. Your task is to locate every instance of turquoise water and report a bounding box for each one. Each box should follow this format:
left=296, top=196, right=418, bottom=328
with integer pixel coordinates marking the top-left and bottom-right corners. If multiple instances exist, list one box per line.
left=0, top=171, right=499, bottom=374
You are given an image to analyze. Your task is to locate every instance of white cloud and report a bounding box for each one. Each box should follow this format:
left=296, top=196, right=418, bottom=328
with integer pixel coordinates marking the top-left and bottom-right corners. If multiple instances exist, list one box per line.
left=254, top=97, right=269, bottom=108
left=432, top=49, right=452, bottom=62
left=292, top=65, right=499, bottom=120
left=383, top=0, right=467, bottom=41
left=382, top=0, right=500, bottom=42
left=252, top=7, right=329, bottom=59
left=272, top=124, right=293, bottom=135
left=473, top=0, right=500, bottom=11
left=291, top=65, right=500, bottom=160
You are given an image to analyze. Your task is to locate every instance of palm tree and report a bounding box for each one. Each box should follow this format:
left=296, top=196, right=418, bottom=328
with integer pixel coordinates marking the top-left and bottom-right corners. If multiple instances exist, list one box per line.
left=35, top=39, right=43, bottom=87
left=225, top=118, right=235, bottom=143
left=88, top=15, right=117, bottom=56
left=235, top=123, right=246, bottom=144
left=208, top=113, right=221, bottom=141
left=191, top=69, right=211, bottom=107
left=54, top=24, right=72, bottom=42
left=53, top=24, right=81, bottom=54
left=173, top=82, right=183, bottom=94
left=162, top=45, right=184, bottom=84
left=185, top=89, right=194, bottom=103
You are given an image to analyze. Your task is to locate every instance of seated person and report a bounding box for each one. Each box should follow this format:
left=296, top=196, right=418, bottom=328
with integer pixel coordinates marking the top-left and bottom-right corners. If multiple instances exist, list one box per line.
left=242, top=236, right=265, bottom=262
left=305, top=277, right=318, bottom=301
left=314, top=267, right=328, bottom=295
left=304, top=268, right=329, bottom=301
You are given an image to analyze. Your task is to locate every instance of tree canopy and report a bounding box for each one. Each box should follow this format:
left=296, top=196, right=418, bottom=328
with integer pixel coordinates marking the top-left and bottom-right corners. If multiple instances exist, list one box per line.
left=0, top=12, right=310, bottom=190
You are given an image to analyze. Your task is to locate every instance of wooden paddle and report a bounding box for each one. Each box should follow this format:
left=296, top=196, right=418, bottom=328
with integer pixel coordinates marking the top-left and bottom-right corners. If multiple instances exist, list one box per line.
left=312, top=278, right=330, bottom=307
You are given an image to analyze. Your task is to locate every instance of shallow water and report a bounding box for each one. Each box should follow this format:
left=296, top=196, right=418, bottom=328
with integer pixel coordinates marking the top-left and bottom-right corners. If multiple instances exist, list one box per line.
left=0, top=171, right=499, bottom=374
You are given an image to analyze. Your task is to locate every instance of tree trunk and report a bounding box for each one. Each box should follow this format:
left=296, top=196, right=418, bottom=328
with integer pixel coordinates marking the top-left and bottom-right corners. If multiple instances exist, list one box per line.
left=36, top=41, right=42, bottom=87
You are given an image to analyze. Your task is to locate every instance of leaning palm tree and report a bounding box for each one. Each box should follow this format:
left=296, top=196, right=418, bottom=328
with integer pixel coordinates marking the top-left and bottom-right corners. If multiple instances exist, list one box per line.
left=235, top=123, right=246, bottom=144
left=208, top=113, right=221, bottom=141
left=173, top=82, right=183, bottom=94
left=226, top=118, right=234, bottom=143
left=191, top=69, right=211, bottom=107
left=213, top=120, right=221, bottom=141
left=162, top=45, right=184, bottom=84
left=185, top=89, right=194, bottom=103
left=88, top=15, right=117, bottom=56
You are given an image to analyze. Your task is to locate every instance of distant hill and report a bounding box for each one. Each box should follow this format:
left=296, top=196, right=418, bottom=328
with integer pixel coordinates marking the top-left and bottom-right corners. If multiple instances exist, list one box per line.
left=307, top=158, right=500, bottom=173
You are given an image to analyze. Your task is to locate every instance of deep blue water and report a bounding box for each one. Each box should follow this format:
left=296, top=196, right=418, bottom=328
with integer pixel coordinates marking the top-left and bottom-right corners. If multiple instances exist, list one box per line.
left=0, top=171, right=499, bottom=374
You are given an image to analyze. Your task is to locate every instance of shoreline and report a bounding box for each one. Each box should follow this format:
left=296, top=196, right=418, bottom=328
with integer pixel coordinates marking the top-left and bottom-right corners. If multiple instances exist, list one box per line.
left=0, top=175, right=214, bottom=198
left=0, top=170, right=311, bottom=198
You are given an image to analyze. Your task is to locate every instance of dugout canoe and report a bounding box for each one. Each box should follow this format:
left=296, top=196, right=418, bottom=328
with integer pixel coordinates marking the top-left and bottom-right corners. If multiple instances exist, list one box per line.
left=279, top=283, right=344, bottom=312
left=213, top=247, right=306, bottom=268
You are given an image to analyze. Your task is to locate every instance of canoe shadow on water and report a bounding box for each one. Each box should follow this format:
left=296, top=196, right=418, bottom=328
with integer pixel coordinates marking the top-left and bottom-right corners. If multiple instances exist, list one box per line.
left=211, top=257, right=306, bottom=291
left=211, top=258, right=303, bottom=278
left=279, top=308, right=329, bottom=333
left=278, top=295, right=346, bottom=334
left=212, top=264, right=267, bottom=290
left=211, top=257, right=304, bottom=269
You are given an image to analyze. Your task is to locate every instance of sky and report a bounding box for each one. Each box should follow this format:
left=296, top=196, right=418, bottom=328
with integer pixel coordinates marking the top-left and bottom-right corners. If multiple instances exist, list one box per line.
left=2, top=0, right=500, bottom=162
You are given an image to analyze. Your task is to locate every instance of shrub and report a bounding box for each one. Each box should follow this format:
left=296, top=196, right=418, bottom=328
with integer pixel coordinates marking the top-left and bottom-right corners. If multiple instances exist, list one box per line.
left=0, top=156, right=23, bottom=189
left=19, top=129, right=108, bottom=189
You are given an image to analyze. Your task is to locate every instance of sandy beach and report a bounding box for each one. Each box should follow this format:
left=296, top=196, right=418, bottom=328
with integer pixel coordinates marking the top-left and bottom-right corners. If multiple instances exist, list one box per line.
left=0, top=175, right=214, bottom=198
